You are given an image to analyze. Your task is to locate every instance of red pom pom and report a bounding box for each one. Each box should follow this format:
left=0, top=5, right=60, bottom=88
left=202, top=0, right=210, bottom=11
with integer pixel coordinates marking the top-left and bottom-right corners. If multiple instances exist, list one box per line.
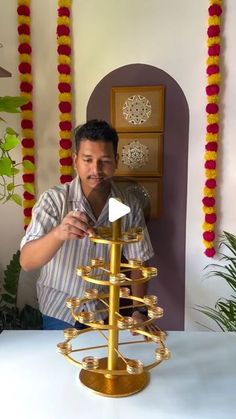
left=18, top=62, right=31, bottom=74
left=207, top=25, right=220, bottom=37
left=23, top=156, right=35, bottom=164
left=205, top=141, right=218, bottom=151
left=58, top=82, right=71, bottom=93
left=205, top=178, right=217, bottom=189
left=57, top=64, right=71, bottom=75
left=202, top=197, right=215, bottom=207
left=58, top=7, right=70, bottom=17
left=205, top=213, right=217, bottom=224
left=60, top=157, right=73, bottom=166
left=60, top=139, right=72, bottom=149
left=205, top=247, right=216, bottom=258
left=59, top=121, right=72, bottom=131
left=18, top=43, right=32, bottom=54
left=18, top=24, right=30, bottom=35
left=21, top=119, right=33, bottom=129
left=59, top=102, right=72, bottom=113
left=205, top=160, right=216, bottom=170
left=207, top=123, right=219, bottom=134
left=21, top=101, right=32, bottom=111
left=23, top=191, right=34, bottom=200
left=23, top=174, right=34, bottom=183
left=208, top=44, right=220, bottom=56
left=57, top=25, right=70, bottom=36
left=20, top=82, right=32, bottom=93
left=203, top=231, right=215, bottom=241
left=24, top=207, right=32, bottom=217
left=206, top=84, right=220, bottom=95
left=60, top=175, right=73, bottom=184
left=57, top=44, right=71, bottom=55
left=208, top=4, right=222, bottom=16
left=206, top=103, right=218, bottom=114
left=22, top=138, right=34, bottom=148
left=17, top=5, right=30, bottom=16
left=207, top=64, right=219, bottom=75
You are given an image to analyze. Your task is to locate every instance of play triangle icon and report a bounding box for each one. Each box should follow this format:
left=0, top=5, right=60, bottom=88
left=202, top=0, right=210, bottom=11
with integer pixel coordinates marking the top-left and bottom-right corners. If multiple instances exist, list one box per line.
left=108, top=198, right=130, bottom=222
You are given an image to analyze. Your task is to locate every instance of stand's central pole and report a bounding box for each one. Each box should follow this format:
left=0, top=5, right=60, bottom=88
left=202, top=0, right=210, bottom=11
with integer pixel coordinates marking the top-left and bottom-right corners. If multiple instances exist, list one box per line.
left=107, top=219, right=121, bottom=373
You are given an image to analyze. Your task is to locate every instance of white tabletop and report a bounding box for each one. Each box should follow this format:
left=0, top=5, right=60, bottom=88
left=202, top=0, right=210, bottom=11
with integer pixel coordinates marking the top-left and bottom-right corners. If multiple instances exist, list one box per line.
left=0, top=330, right=235, bottom=419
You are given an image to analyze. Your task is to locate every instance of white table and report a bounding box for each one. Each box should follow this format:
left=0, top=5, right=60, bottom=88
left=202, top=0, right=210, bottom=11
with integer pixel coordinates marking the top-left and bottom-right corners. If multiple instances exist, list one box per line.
left=0, top=331, right=235, bottom=419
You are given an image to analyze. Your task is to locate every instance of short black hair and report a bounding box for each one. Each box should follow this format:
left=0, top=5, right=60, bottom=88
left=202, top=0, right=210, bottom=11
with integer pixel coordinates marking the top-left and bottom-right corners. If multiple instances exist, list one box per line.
left=74, top=119, right=119, bottom=155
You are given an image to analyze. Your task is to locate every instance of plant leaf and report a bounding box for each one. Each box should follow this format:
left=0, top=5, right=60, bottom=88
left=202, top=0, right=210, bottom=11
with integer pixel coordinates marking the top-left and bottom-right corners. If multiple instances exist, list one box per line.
left=0, top=96, right=28, bottom=113
left=10, top=194, right=22, bottom=206
left=24, top=183, right=35, bottom=195
left=2, top=133, right=19, bottom=151
left=7, top=182, right=14, bottom=191
left=22, top=160, right=35, bottom=171
left=0, top=157, right=12, bottom=176
left=1, top=293, right=15, bottom=305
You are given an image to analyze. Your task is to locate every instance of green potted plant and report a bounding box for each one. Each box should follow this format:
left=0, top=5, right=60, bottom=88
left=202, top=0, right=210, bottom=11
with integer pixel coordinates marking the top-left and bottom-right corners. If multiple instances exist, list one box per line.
left=0, top=95, right=35, bottom=204
left=196, top=231, right=236, bottom=331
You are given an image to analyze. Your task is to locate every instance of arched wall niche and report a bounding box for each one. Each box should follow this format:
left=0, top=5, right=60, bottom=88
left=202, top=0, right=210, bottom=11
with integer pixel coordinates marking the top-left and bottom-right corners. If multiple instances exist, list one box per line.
left=87, top=64, right=189, bottom=330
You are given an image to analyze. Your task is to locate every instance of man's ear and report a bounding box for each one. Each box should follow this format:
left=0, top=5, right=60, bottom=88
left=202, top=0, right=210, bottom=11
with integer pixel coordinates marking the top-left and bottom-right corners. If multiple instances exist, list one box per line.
left=73, top=152, right=78, bottom=170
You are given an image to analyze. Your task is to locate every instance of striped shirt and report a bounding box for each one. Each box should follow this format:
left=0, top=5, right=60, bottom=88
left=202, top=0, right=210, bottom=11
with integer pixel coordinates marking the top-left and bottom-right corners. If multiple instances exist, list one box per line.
left=20, top=177, right=154, bottom=324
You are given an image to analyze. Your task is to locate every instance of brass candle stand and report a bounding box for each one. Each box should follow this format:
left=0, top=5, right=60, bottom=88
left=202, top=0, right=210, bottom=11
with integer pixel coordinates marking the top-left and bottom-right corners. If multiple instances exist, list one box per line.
left=57, top=217, right=170, bottom=397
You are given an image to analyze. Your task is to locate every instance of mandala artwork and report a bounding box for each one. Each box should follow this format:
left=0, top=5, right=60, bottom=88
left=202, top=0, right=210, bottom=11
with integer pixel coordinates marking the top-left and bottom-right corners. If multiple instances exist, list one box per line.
left=122, top=95, right=152, bottom=125
left=122, top=140, right=149, bottom=169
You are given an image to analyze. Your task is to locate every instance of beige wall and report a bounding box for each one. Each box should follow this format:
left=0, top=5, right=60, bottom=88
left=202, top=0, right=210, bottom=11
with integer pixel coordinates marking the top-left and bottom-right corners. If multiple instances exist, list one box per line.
left=0, top=0, right=235, bottom=330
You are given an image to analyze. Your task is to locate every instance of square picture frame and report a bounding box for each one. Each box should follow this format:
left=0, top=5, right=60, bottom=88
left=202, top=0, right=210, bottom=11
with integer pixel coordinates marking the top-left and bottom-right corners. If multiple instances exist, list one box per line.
left=113, top=176, right=162, bottom=219
left=116, top=132, right=163, bottom=177
left=111, top=85, right=164, bottom=132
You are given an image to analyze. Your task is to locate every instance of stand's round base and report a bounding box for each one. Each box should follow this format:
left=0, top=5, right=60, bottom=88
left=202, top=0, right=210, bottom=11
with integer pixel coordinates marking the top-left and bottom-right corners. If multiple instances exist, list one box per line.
left=79, top=357, right=149, bottom=397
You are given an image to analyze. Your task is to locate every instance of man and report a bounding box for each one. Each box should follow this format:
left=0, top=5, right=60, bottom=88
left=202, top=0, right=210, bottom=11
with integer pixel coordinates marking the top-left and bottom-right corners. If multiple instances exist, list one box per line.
left=20, top=119, right=154, bottom=329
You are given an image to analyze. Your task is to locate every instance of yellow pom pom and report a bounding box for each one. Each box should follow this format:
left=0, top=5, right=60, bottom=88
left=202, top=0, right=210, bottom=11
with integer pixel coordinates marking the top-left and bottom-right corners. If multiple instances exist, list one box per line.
left=22, top=148, right=34, bottom=157
left=60, top=166, right=73, bottom=175
left=59, top=149, right=72, bottom=158
left=22, top=129, right=33, bottom=138
left=59, top=93, right=72, bottom=102
left=60, top=130, right=71, bottom=139
left=21, top=110, right=33, bottom=119
left=23, top=200, right=36, bottom=209
left=202, top=206, right=215, bottom=215
left=203, top=240, right=213, bottom=249
left=205, top=133, right=218, bottom=142
left=203, top=187, right=214, bottom=197
left=57, top=16, right=70, bottom=27
left=204, top=151, right=217, bottom=160
left=18, top=0, right=30, bottom=6
left=207, top=56, right=220, bottom=66
left=207, top=114, right=219, bottom=124
left=59, top=74, right=71, bottom=83
left=58, top=55, right=71, bottom=65
left=20, top=74, right=33, bottom=83
left=207, top=95, right=219, bottom=104
left=20, top=92, right=32, bottom=101
left=202, top=222, right=214, bottom=232
left=18, top=35, right=30, bottom=44
left=57, top=36, right=71, bottom=46
left=207, top=36, right=220, bottom=47
left=205, top=169, right=217, bottom=179
left=208, top=73, right=221, bottom=85
left=18, top=15, right=30, bottom=26
left=24, top=216, right=31, bottom=227
left=208, top=16, right=220, bottom=26
left=58, top=0, right=71, bottom=8
left=60, top=113, right=72, bottom=121
left=19, top=54, right=32, bottom=64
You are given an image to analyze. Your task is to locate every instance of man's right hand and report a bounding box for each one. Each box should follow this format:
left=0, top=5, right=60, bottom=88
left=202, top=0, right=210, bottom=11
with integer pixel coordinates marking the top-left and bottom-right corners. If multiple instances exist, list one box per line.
left=54, top=210, right=95, bottom=241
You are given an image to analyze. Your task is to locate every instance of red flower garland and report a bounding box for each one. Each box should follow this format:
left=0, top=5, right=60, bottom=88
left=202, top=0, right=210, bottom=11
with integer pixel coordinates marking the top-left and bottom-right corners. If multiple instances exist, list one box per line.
left=57, top=0, right=73, bottom=184
left=17, top=0, right=36, bottom=230
left=202, top=0, right=223, bottom=257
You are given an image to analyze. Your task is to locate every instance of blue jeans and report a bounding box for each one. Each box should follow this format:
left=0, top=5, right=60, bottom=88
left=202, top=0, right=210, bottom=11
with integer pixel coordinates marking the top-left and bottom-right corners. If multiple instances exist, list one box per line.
left=42, top=314, right=87, bottom=330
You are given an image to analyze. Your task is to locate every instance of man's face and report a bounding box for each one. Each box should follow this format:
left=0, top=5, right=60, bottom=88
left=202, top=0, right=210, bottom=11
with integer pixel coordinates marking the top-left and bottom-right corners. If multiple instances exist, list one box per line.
left=74, top=139, right=118, bottom=195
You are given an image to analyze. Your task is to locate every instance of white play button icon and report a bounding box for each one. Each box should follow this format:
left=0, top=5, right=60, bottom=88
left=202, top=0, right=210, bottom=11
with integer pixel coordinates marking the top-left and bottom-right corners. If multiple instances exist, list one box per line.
left=108, top=198, right=130, bottom=222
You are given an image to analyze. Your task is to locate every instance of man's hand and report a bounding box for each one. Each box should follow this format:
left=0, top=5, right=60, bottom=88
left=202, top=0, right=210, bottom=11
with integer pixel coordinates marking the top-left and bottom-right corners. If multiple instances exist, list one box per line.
left=54, top=210, right=95, bottom=241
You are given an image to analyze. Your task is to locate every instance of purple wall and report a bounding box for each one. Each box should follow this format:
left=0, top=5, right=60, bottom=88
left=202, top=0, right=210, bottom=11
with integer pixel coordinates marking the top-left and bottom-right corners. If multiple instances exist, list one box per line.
left=87, top=64, right=189, bottom=330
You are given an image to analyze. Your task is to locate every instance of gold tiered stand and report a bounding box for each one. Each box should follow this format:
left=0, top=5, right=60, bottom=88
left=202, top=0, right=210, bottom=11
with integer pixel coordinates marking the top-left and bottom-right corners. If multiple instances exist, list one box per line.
left=57, top=216, right=170, bottom=397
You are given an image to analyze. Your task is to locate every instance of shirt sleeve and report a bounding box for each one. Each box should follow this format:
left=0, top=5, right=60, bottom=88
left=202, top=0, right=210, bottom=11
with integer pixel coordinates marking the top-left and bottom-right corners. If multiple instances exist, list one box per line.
left=20, top=189, right=62, bottom=249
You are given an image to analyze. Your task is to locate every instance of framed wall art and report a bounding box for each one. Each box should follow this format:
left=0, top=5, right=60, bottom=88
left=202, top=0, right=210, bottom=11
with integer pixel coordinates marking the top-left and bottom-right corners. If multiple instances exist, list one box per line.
left=113, top=176, right=162, bottom=219
left=110, top=85, right=164, bottom=132
left=116, top=132, right=163, bottom=177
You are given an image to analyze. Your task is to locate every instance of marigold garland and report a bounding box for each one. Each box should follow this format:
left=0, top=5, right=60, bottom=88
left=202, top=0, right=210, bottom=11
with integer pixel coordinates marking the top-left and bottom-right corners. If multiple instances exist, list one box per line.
left=17, top=0, right=36, bottom=230
left=57, top=0, right=73, bottom=184
left=202, top=0, right=223, bottom=257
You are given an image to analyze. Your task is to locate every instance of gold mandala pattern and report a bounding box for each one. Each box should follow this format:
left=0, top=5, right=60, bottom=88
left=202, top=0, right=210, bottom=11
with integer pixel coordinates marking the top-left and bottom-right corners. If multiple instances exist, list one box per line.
left=122, top=95, right=152, bottom=125
left=122, top=140, right=149, bottom=169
